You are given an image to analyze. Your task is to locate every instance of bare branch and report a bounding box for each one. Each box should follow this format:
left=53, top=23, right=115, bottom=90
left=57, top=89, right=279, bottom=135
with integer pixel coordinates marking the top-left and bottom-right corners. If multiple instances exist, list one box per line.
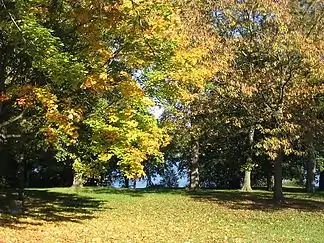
left=0, top=111, right=25, bottom=128
left=1, top=0, right=23, bottom=32
left=6, top=134, right=21, bottom=138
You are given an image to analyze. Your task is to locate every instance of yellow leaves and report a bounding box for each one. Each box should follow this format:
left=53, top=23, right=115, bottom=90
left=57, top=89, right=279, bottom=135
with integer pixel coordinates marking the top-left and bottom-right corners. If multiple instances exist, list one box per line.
left=108, top=114, right=119, bottom=123
left=122, top=0, right=133, bottom=10
left=119, top=147, right=147, bottom=179
left=119, top=80, right=145, bottom=100
left=83, top=72, right=115, bottom=93
left=98, top=153, right=113, bottom=162
left=30, top=87, right=80, bottom=146
left=99, top=72, right=108, bottom=80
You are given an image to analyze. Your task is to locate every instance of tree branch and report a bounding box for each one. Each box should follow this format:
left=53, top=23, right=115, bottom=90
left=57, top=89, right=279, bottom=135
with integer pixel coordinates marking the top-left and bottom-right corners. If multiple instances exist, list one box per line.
left=101, top=46, right=124, bottom=69
left=0, top=111, right=25, bottom=128
left=130, top=0, right=159, bottom=61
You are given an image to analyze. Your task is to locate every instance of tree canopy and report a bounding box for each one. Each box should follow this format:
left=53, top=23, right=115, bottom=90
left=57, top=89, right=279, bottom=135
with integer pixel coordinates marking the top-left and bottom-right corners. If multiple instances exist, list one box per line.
left=0, top=0, right=324, bottom=203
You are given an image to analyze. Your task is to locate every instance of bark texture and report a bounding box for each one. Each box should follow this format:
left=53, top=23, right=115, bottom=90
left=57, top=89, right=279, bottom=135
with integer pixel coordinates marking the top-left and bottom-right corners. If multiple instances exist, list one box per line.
left=241, top=170, right=252, bottom=192
left=273, top=148, right=284, bottom=203
left=72, top=172, right=84, bottom=188
left=189, top=140, right=199, bottom=190
left=241, top=127, right=255, bottom=192
left=319, top=171, right=324, bottom=191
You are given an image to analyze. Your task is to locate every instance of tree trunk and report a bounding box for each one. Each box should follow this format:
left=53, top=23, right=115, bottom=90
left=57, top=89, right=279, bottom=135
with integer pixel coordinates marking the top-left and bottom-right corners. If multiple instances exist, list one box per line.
left=146, top=174, right=153, bottom=188
left=241, top=126, right=255, bottom=192
left=241, top=170, right=252, bottom=192
left=133, top=179, right=136, bottom=189
left=319, top=171, right=324, bottom=191
left=124, top=177, right=129, bottom=188
left=273, top=148, right=284, bottom=203
left=189, top=140, right=199, bottom=190
left=306, top=130, right=316, bottom=193
left=72, top=171, right=83, bottom=188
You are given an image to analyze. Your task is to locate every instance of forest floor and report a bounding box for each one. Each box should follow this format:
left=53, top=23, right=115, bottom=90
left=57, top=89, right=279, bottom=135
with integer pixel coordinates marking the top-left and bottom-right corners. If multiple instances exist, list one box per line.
left=1, top=187, right=324, bottom=242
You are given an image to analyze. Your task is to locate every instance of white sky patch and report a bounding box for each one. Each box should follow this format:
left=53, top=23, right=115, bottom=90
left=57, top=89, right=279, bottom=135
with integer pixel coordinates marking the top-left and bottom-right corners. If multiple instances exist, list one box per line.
left=149, top=106, right=164, bottom=119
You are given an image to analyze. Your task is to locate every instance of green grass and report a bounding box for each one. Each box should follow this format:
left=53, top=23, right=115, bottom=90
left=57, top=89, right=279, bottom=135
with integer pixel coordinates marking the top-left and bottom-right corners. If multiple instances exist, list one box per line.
left=1, top=187, right=324, bottom=242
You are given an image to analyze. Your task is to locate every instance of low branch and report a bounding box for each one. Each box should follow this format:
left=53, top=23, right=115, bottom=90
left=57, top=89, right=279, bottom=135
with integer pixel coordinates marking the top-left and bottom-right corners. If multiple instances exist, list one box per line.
left=6, top=134, right=21, bottom=138
left=0, top=111, right=25, bottom=128
left=306, top=10, right=324, bottom=38
left=1, top=0, right=22, bottom=32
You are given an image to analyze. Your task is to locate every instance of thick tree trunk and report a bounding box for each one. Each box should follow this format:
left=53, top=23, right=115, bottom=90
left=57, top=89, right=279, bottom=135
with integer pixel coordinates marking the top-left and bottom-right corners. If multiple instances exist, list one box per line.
left=133, top=179, right=136, bottom=189
left=273, top=148, right=284, bottom=203
left=306, top=130, right=316, bottom=193
left=146, top=174, right=153, bottom=188
left=319, top=171, right=324, bottom=191
left=241, top=127, right=255, bottom=192
left=189, top=140, right=199, bottom=190
left=72, top=171, right=84, bottom=188
left=124, top=177, right=129, bottom=188
left=241, top=170, right=252, bottom=192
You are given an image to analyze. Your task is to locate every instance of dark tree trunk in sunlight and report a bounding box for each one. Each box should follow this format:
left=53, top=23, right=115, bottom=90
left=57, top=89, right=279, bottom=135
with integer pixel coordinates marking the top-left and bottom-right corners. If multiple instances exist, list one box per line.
left=133, top=179, right=136, bottom=189
left=189, top=140, right=199, bottom=190
left=146, top=175, right=153, bottom=188
left=124, top=177, right=129, bottom=188
left=273, top=148, right=284, bottom=203
left=319, top=171, right=324, bottom=191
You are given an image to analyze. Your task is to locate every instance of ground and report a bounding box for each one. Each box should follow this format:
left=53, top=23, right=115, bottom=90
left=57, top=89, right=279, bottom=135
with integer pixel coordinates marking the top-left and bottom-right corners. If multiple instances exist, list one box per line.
left=1, top=188, right=324, bottom=242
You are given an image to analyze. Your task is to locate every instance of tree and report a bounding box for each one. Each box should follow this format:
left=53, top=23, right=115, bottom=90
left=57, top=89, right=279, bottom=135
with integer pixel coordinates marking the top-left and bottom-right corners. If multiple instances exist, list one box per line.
left=205, top=0, right=324, bottom=202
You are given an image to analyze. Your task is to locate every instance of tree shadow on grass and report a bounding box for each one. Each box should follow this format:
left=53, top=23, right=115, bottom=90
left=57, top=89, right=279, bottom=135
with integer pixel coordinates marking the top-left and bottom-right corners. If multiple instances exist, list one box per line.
left=0, top=189, right=106, bottom=229
left=86, top=186, right=324, bottom=212
left=186, top=189, right=324, bottom=212
left=86, top=187, right=186, bottom=197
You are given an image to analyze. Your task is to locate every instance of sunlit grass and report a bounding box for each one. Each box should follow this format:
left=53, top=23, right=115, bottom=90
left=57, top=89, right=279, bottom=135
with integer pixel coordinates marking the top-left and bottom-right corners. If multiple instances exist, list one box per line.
left=1, top=187, right=324, bottom=242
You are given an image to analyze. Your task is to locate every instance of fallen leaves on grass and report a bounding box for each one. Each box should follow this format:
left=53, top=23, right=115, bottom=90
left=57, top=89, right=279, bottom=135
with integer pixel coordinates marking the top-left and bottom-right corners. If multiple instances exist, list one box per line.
left=1, top=188, right=324, bottom=242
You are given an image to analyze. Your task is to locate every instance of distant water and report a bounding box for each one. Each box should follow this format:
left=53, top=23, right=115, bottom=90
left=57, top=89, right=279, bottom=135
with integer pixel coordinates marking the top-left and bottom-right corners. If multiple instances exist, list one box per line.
left=111, top=175, right=189, bottom=189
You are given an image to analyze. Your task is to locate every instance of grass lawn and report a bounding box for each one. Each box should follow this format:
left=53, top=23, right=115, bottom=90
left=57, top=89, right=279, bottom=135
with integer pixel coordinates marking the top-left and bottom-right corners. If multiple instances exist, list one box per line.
left=1, top=188, right=324, bottom=242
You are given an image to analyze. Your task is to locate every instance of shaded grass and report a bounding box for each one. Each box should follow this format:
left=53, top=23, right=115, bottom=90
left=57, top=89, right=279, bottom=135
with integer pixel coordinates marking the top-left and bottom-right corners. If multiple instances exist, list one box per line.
left=0, top=188, right=104, bottom=230
left=1, top=187, right=324, bottom=242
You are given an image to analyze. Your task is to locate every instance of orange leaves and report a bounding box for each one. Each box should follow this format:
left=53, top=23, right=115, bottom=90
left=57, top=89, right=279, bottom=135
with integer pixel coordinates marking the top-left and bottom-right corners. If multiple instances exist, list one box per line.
left=0, top=94, right=9, bottom=102
left=13, top=85, right=82, bottom=147
left=15, top=85, right=36, bottom=108
left=240, top=84, right=259, bottom=98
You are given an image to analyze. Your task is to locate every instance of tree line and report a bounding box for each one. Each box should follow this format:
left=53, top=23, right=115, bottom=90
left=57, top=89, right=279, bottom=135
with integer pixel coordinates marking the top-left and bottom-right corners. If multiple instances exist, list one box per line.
left=0, top=0, right=323, bottom=203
